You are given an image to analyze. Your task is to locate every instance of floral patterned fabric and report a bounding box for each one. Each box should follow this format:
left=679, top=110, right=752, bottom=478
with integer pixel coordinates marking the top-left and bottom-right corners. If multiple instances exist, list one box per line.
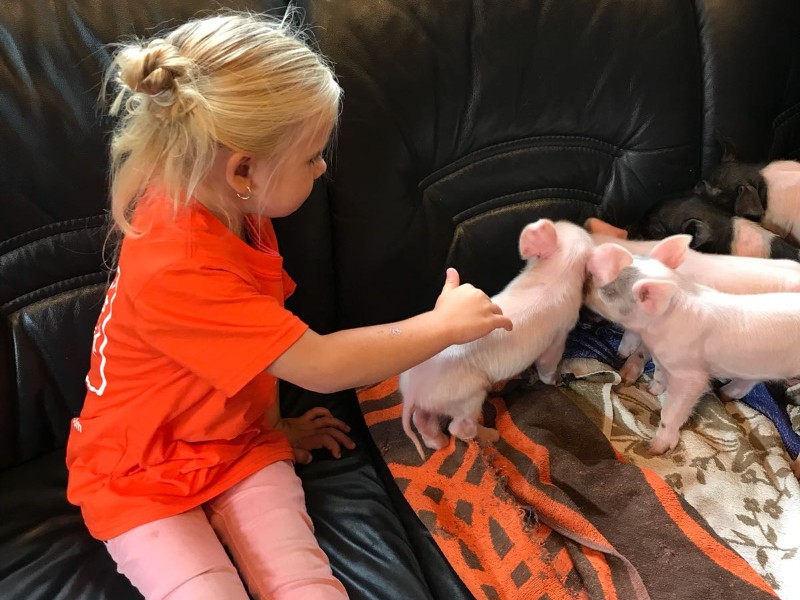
left=562, top=358, right=800, bottom=598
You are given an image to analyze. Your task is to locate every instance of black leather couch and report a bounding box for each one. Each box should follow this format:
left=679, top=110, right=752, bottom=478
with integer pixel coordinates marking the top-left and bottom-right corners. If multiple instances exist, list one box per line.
left=1, top=1, right=799, bottom=599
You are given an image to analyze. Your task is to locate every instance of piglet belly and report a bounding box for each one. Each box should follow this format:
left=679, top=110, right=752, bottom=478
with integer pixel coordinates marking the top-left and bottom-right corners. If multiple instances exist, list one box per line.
left=679, top=253, right=800, bottom=293
left=709, top=347, right=800, bottom=381
left=705, top=319, right=800, bottom=380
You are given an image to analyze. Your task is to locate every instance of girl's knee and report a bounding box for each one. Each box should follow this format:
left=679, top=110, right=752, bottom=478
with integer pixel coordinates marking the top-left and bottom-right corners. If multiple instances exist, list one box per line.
left=106, top=509, right=248, bottom=600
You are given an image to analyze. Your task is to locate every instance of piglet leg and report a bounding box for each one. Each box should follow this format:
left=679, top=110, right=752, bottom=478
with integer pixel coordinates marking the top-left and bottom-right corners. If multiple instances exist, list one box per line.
left=647, top=358, right=668, bottom=396
left=448, top=416, right=500, bottom=444
left=718, top=378, right=759, bottom=401
left=535, top=334, right=568, bottom=385
left=522, top=368, right=540, bottom=387
left=413, top=409, right=449, bottom=451
left=449, top=395, right=500, bottom=445
left=476, top=424, right=501, bottom=443
left=620, top=346, right=650, bottom=384
left=649, top=372, right=709, bottom=455
left=618, top=330, right=642, bottom=358
left=617, top=331, right=649, bottom=384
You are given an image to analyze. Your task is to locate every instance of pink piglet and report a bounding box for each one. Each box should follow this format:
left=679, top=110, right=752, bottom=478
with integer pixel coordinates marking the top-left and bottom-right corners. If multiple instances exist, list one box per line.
left=399, top=219, right=594, bottom=461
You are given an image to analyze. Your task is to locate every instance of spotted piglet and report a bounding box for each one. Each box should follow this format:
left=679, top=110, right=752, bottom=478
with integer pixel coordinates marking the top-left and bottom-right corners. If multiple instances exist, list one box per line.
left=585, top=237, right=800, bottom=455
left=586, top=220, right=800, bottom=384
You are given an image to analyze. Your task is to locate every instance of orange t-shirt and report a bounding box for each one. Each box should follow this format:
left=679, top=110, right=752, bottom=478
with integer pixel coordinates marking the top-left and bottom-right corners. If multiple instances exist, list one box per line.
left=66, top=192, right=309, bottom=540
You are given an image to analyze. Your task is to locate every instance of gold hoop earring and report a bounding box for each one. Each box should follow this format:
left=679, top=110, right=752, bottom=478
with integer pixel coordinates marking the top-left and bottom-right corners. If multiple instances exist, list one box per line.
left=236, top=186, right=252, bottom=201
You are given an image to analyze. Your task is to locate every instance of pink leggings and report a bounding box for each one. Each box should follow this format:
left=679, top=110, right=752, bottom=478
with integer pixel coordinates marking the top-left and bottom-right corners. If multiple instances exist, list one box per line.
left=105, top=461, right=348, bottom=600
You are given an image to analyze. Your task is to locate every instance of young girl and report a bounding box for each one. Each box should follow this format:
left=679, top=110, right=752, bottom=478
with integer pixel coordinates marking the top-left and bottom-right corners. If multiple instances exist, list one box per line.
left=65, top=11, right=512, bottom=600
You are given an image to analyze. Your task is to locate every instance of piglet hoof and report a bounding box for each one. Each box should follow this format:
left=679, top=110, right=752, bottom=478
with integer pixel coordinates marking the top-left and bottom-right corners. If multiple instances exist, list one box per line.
left=476, top=425, right=500, bottom=444
left=421, top=433, right=449, bottom=451
left=648, top=427, right=679, bottom=456
left=539, top=372, right=557, bottom=386
left=717, top=391, right=736, bottom=403
left=792, top=457, right=800, bottom=481
left=647, top=380, right=666, bottom=396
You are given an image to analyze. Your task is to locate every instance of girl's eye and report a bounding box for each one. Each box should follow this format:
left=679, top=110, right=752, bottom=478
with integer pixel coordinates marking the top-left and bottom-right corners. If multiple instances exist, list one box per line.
left=309, top=153, right=322, bottom=165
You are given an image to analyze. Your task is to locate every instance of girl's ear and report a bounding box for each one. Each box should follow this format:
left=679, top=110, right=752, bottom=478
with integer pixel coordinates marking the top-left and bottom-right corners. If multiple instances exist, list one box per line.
left=586, top=243, right=633, bottom=287
left=519, top=219, right=558, bottom=260
left=225, top=152, right=252, bottom=196
left=631, top=279, right=678, bottom=316
left=648, top=234, right=691, bottom=269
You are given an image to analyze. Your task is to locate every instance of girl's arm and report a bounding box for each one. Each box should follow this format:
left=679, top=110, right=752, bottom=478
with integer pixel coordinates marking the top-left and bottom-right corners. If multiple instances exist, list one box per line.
left=268, top=268, right=512, bottom=394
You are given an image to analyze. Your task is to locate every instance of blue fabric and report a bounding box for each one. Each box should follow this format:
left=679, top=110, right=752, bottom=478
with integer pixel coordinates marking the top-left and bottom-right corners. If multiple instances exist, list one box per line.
left=563, top=317, right=800, bottom=460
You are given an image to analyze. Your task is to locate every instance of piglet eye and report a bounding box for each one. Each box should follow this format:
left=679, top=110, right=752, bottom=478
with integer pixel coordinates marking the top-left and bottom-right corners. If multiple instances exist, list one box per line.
left=737, top=185, right=745, bottom=194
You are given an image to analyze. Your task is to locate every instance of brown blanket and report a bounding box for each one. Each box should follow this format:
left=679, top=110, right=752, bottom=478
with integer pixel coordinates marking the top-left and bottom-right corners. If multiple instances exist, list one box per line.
left=358, top=375, right=777, bottom=599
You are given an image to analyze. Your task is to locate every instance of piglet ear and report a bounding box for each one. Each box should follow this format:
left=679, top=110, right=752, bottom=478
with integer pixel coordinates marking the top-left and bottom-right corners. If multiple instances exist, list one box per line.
left=519, top=219, right=558, bottom=260
left=734, top=185, right=765, bottom=220
left=586, top=243, right=633, bottom=287
left=715, top=130, right=739, bottom=163
left=649, top=234, right=691, bottom=269
left=694, top=180, right=723, bottom=199
left=682, top=219, right=712, bottom=250
left=632, top=279, right=678, bottom=317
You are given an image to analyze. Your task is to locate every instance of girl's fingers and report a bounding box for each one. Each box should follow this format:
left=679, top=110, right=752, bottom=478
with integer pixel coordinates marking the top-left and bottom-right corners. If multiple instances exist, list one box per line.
left=302, top=406, right=332, bottom=420
left=317, top=434, right=342, bottom=459
left=325, top=428, right=356, bottom=449
left=300, top=407, right=352, bottom=432
left=311, top=429, right=355, bottom=451
left=295, top=429, right=356, bottom=455
left=308, top=414, right=350, bottom=431
left=497, top=315, right=513, bottom=331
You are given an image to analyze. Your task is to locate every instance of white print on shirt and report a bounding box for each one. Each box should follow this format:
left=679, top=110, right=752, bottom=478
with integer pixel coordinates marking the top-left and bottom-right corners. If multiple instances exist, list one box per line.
left=85, top=267, right=120, bottom=397
left=71, top=417, right=82, bottom=433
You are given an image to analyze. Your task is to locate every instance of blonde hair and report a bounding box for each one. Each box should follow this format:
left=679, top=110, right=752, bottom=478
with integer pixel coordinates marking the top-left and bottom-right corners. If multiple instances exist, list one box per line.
left=104, top=10, right=341, bottom=234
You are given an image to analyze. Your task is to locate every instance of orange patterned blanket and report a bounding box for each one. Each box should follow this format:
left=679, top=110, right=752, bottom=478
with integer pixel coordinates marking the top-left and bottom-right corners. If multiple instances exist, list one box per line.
left=357, top=376, right=776, bottom=600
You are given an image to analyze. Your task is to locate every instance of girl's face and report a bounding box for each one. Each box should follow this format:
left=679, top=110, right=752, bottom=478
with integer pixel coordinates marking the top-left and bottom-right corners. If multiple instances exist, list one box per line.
left=247, top=124, right=332, bottom=218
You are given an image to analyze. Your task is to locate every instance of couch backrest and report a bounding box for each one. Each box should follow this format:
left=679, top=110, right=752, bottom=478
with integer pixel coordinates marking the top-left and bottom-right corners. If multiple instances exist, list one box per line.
left=698, top=0, right=800, bottom=166
left=310, top=0, right=800, bottom=327
left=1, top=0, right=799, bottom=469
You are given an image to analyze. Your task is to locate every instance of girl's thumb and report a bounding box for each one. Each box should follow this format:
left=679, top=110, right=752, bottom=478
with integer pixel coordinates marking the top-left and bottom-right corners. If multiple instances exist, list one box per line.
left=442, top=267, right=460, bottom=291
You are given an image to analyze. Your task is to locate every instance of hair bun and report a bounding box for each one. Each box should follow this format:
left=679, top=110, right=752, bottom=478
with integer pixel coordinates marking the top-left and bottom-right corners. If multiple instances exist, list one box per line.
left=117, top=39, right=197, bottom=117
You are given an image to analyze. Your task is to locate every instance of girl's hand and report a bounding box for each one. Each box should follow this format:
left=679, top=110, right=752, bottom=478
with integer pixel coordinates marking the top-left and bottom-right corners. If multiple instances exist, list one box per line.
left=276, top=407, right=355, bottom=464
left=433, top=268, right=513, bottom=344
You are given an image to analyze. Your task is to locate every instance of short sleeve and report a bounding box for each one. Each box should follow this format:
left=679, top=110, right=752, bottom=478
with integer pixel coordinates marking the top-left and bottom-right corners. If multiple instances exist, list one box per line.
left=134, top=261, right=309, bottom=397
